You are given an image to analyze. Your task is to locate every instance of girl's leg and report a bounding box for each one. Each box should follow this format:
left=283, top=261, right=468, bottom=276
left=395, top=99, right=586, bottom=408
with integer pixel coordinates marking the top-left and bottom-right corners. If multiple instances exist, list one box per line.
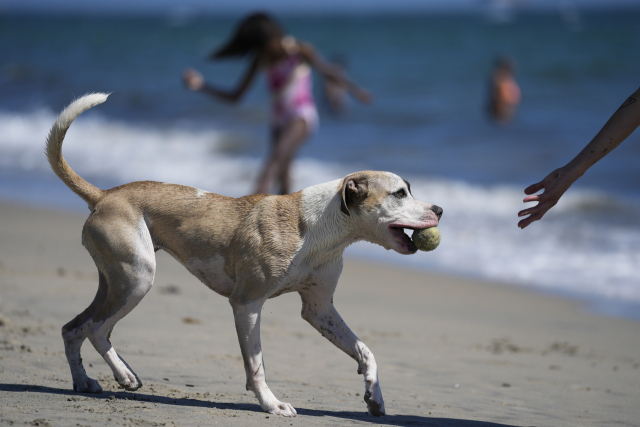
left=253, top=127, right=281, bottom=195
left=254, top=118, right=309, bottom=195
left=276, top=141, right=298, bottom=195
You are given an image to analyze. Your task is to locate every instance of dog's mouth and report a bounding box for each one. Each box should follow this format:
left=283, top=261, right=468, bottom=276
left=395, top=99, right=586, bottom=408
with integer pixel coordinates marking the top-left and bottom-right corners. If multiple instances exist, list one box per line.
left=389, top=221, right=439, bottom=254
left=389, top=225, right=421, bottom=254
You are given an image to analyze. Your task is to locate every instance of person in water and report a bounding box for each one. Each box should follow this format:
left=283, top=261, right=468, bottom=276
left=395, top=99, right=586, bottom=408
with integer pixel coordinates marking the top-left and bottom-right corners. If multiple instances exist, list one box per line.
left=183, top=12, right=372, bottom=195
left=518, top=85, right=640, bottom=229
left=487, top=56, right=521, bottom=124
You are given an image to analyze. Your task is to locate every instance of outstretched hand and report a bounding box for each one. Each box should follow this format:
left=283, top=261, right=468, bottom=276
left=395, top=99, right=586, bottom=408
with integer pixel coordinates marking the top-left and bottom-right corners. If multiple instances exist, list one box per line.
left=517, top=166, right=579, bottom=229
left=353, top=87, right=373, bottom=104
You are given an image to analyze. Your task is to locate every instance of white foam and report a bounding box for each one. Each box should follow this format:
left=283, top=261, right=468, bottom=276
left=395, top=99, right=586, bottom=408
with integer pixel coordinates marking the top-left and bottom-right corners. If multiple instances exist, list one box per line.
left=352, top=172, right=640, bottom=304
left=2, top=110, right=640, bottom=306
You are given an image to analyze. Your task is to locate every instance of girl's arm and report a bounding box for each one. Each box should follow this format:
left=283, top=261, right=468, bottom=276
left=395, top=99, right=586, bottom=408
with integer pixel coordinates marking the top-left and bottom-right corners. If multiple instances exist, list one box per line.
left=182, top=54, right=262, bottom=103
left=518, top=86, right=640, bottom=229
left=299, top=42, right=372, bottom=104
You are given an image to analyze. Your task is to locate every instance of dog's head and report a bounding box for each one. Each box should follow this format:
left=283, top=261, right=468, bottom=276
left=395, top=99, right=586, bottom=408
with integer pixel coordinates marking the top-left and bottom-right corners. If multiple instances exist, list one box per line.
left=340, top=171, right=442, bottom=255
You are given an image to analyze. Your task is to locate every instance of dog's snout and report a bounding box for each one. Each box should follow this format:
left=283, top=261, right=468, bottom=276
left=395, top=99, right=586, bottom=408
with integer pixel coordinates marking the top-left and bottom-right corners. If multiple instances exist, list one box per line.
left=430, top=205, right=443, bottom=220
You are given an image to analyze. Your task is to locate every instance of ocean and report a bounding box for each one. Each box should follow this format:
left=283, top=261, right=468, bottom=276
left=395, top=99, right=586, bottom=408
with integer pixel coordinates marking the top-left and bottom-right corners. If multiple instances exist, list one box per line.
left=2, top=11, right=640, bottom=318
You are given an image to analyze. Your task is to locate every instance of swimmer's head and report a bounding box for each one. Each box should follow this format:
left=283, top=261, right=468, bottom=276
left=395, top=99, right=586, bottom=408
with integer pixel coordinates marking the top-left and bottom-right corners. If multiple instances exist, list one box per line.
left=212, top=12, right=284, bottom=59
left=494, top=56, right=516, bottom=74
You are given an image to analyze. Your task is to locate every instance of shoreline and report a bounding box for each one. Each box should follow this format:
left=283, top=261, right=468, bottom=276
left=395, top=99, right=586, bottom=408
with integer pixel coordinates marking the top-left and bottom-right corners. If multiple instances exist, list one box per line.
left=2, top=193, right=639, bottom=325
left=347, top=247, right=640, bottom=324
left=1, top=198, right=639, bottom=426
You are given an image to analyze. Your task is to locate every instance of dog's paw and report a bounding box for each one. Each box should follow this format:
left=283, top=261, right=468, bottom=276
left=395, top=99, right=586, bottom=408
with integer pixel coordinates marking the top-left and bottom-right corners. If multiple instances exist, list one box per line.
left=267, top=401, right=297, bottom=417
left=364, top=390, right=385, bottom=417
left=73, top=377, right=103, bottom=394
left=115, top=372, right=142, bottom=391
left=121, top=378, right=143, bottom=391
left=255, top=387, right=297, bottom=417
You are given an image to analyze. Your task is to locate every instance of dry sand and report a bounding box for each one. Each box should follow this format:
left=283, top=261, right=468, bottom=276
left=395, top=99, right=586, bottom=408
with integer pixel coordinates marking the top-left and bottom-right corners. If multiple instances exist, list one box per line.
left=1, top=199, right=638, bottom=427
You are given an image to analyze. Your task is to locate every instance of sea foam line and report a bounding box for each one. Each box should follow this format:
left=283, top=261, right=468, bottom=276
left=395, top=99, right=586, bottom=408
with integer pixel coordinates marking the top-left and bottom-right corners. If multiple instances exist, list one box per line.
left=2, top=110, right=640, bottom=306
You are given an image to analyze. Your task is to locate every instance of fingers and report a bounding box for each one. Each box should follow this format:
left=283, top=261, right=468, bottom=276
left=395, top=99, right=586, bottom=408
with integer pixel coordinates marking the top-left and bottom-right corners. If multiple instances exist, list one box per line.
left=518, top=195, right=557, bottom=228
left=518, top=213, right=541, bottom=229
left=521, top=188, right=550, bottom=213
left=518, top=204, right=545, bottom=219
left=523, top=194, right=542, bottom=203
left=358, top=90, right=373, bottom=104
left=524, top=181, right=545, bottom=195
left=520, top=167, right=573, bottom=228
left=518, top=194, right=555, bottom=228
left=353, top=88, right=373, bottom=104
left=517, top=207, right=535, bottom=217
left=518, top=204, right=549, bottom=228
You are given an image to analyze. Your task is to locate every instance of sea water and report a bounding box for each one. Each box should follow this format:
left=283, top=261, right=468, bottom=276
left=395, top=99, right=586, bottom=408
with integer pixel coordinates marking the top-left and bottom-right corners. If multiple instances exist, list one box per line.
left=1, top=11, right=640, bottom=318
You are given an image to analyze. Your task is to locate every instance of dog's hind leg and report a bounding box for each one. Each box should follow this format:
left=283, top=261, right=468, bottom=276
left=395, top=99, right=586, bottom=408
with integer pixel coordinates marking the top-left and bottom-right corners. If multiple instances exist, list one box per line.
left=299, top=262, right=385, bottom=416
left=80, top=216, right=156, bottom=391
left=61, top=271, right=108, bottom=393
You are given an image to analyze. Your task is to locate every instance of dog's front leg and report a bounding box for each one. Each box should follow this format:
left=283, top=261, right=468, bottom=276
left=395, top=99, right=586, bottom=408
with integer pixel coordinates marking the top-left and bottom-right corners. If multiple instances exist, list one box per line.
left=229, top=298, right=297, bottom=417
left=299, top=287, right=385, bottom=416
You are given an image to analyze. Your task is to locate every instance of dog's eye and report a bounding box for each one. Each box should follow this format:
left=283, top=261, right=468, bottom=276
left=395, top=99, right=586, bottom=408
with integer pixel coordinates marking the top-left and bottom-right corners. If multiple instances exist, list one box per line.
left=395, top=189, right=407, bottom=198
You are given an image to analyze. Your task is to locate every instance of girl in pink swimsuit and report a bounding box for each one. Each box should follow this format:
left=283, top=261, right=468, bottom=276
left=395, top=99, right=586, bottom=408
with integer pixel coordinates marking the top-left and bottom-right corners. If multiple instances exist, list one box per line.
left=183, top=13, right=371, bottom=195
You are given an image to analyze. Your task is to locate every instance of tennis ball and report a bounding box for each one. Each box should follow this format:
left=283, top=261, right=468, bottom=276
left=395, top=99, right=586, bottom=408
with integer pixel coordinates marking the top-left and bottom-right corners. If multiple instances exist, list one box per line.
left=412, top=227, right=441, bottom=252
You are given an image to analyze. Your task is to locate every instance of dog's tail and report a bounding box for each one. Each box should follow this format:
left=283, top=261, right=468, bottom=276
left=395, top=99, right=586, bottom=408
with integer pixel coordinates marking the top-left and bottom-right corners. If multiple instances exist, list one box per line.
left=45, top=93, right=109, bottom=209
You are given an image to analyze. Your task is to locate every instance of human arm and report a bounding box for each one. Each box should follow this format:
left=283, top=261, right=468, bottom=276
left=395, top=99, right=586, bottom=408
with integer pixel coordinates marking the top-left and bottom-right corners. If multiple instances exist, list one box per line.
left=182, top=54, right=262, bottom=104
left=299, top=43, right=373, bottom=104
left=518, top=86, right=640, bottom=229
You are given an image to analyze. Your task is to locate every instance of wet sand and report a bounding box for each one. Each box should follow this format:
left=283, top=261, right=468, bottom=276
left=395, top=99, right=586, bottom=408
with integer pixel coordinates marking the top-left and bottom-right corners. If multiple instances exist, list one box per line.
left=1, top=199, right=638, bottom=426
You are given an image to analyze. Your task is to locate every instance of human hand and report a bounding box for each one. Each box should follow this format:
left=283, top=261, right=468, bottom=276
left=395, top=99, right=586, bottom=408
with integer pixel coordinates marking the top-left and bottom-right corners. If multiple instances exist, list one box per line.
left=353, top=88, right=373, bottom=104
left=182, top=68, right=205, bottom=91
left=517, top=166, right=579, bottom=229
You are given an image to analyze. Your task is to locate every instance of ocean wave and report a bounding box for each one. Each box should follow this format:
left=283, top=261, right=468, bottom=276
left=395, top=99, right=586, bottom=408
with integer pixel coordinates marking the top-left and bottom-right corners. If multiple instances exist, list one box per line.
left=2, top=110, right=640, bottom=307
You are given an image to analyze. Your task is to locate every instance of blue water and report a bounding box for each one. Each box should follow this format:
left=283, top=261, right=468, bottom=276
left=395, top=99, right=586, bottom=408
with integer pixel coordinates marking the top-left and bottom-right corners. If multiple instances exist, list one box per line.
left=2, top=11, right=640, bottom=318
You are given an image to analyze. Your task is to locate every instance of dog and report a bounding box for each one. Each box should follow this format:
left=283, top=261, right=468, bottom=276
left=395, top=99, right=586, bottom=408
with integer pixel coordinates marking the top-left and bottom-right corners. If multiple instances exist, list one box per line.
left=46, top=94, right=442, bottom=417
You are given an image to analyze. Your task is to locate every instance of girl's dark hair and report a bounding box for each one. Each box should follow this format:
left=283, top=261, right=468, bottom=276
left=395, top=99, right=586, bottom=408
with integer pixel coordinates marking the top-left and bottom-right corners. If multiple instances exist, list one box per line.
left=211, top=12, right=283, bottom=59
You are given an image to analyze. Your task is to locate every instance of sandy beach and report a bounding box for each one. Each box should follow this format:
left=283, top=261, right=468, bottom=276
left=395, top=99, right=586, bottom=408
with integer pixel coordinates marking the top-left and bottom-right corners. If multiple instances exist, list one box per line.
left=0, top=198, right=638, bottom=427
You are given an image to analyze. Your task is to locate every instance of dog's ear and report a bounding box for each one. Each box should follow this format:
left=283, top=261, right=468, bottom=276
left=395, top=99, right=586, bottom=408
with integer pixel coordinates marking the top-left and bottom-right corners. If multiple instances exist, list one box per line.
left=341, top=175, right=368, bottom=216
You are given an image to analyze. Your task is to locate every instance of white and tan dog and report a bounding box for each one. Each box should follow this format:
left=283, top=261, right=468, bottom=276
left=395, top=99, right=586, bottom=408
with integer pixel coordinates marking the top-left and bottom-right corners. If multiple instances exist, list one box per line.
left=47, top=94, right=442, bottom=417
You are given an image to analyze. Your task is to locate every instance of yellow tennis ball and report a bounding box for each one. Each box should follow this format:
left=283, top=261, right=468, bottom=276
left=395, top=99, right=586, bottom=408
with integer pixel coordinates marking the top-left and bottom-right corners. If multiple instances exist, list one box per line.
left=412, top=227, right=441, bottom=252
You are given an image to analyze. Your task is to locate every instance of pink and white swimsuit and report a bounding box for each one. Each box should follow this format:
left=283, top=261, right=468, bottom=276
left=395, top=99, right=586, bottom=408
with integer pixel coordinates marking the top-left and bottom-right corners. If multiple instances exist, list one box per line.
left=266, top=38, right=319, bottom=131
